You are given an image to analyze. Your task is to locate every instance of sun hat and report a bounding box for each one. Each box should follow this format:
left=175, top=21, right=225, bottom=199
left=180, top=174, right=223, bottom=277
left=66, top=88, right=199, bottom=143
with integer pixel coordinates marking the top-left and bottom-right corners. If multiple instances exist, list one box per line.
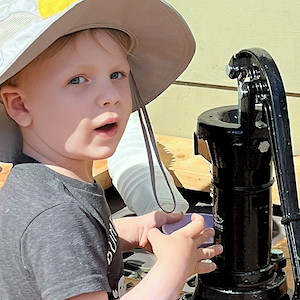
left=0, top=0, right=195, bottom=163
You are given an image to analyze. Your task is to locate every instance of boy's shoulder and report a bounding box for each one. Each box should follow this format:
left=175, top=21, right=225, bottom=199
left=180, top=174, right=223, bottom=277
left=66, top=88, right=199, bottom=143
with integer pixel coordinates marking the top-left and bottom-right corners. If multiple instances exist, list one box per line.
left=0, top=161, right=108, bottom=227
left=0, top=162, right=74, bottom=228
left=3, top=162, right=69, bottom=200
left=1, top=161, right=104, bottom=205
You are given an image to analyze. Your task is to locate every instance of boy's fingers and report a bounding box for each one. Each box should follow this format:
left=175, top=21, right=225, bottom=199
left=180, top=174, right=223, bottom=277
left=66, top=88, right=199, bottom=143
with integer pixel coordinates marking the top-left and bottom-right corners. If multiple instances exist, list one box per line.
left=196, top=244, right=223, bottom=274
left=164, top=211, right=184, bottom=224
left=154, top=211, right=183, bottom=228
left=196, top=227, right=215, bottom=245
left=147, top=227, right=164, bottom=245
left=200, top=244, right=223, bottom=260
left=212, top=244, right=223, bottom=256
left=179, top=214, right=205, bottom=238
left=197, top=261, right=217, bottom=274
left=191, top=213, right=203, bottom=222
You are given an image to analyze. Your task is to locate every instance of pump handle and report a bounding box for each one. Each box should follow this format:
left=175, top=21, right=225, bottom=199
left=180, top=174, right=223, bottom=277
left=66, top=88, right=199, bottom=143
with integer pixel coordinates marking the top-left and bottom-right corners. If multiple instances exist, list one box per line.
left=227, top=48, right=300, bottom=299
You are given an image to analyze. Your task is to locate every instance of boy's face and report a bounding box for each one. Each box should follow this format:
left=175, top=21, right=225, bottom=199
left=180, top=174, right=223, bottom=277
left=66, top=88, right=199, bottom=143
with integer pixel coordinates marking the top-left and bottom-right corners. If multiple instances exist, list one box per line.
left=18, top=31, right=132, bottom=162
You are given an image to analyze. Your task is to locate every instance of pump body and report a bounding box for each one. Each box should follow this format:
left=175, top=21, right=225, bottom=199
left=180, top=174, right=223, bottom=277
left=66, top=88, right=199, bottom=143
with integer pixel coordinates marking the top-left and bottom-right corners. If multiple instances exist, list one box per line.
left=193, top=106, right=288, bottom=299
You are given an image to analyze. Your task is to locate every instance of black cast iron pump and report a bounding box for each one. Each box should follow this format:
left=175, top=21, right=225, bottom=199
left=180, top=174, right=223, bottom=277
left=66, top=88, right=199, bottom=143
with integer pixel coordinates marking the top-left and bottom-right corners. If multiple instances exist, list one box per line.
left=192, top=48, right=300, bottom=299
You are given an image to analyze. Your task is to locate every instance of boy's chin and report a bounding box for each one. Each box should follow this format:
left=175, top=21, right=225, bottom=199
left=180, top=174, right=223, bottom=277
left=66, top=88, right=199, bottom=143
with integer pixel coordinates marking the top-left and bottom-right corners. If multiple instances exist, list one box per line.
left=65, top=150, right=115, bottom=162
left=93, top=147, right=118, bottom=161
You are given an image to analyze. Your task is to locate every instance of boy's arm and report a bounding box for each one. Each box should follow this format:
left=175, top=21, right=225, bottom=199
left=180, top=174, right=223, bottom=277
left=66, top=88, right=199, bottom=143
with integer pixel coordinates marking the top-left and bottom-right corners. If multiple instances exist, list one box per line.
left=113, top=211, right=184, bottom=252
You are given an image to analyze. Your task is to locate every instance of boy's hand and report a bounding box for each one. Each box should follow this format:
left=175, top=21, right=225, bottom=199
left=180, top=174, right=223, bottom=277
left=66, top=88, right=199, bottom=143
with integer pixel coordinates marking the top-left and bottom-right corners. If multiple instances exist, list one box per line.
left=138, top=211, right=184, bottom=252
left=147, top=213, right=223, bottom=277
left=114, top=211, right=183, bottom=252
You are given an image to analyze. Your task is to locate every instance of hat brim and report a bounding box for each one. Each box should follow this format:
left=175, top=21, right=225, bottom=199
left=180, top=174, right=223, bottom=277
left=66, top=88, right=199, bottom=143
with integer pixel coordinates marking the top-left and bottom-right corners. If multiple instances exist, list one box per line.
left=0, top=0, right=195, bottom=162
left=1, top=0, right=195, bottom=108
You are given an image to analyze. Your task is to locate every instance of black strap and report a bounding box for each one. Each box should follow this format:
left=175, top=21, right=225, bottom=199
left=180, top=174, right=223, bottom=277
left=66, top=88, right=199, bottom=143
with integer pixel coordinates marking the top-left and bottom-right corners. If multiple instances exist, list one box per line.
left=137, top=107, right=176, bottom=213
left=131, top=74, right=176, bottom=213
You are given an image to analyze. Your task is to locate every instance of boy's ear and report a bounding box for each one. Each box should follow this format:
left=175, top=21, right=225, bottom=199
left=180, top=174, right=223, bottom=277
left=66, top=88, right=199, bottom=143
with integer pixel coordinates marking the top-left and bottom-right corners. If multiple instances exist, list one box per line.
left=0, top=85, right=32, bottom=127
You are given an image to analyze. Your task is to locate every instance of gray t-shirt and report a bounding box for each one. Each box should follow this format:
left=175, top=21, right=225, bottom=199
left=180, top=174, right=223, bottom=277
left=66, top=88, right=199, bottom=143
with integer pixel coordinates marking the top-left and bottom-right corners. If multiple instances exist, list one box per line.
left=0, top=157, right=125, bottom=300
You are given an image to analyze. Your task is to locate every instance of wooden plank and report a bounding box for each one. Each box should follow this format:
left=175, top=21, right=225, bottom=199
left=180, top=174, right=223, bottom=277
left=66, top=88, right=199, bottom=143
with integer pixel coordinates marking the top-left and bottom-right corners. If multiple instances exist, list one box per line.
left=155, top=134, right=212, bottom=192
left=92, top=160, right=111, bottom=190
left=0, top=163, right=12, bottom=189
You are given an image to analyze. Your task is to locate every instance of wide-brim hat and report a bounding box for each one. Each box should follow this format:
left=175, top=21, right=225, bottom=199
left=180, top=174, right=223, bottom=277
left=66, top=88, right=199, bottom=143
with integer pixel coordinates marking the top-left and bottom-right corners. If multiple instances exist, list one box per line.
left=0, top=0, right=195, bottom=163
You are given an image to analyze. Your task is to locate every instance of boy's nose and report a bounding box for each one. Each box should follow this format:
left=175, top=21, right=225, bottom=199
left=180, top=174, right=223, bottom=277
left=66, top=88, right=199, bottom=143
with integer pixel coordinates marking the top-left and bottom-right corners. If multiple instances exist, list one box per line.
left=96, top=83, right=120, bottom=107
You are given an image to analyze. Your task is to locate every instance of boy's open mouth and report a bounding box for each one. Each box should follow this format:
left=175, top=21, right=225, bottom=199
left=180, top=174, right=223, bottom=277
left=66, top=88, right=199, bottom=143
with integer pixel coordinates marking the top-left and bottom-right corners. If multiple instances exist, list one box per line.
left=96, top=122, right=117, bottom=132
left=94, top=116, right=119, bottom=138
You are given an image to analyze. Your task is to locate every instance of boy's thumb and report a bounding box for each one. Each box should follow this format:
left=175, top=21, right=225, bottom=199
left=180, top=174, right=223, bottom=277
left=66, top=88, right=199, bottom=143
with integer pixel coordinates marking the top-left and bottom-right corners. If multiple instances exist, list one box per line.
left=147, top=227, right=163, bottom=244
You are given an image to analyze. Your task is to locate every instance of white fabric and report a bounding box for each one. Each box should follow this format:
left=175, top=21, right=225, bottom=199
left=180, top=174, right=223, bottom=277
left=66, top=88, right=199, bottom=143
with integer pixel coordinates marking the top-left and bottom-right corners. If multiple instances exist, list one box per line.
left=108, top=112, right=189, bottom=215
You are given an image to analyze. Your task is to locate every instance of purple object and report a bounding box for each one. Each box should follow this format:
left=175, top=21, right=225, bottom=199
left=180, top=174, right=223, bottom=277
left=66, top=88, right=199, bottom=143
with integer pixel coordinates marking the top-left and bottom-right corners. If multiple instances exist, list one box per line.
left=162, top=213, right=214, bottom=247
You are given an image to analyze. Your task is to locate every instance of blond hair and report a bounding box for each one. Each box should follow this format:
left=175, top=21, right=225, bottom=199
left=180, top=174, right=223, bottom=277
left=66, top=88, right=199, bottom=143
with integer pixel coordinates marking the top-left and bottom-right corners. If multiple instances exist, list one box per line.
left=1, top=28, right=132, bottom=89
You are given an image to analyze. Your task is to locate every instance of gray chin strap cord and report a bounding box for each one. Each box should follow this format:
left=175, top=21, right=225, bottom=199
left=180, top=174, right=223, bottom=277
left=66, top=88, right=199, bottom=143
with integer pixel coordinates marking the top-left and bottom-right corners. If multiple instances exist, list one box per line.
left=136, top=105, right=176, bottom=213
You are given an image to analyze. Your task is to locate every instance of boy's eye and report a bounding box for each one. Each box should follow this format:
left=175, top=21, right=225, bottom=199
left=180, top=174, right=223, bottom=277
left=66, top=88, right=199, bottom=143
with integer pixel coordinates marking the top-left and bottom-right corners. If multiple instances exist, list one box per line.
left=110, top=72, right=123, bottom=80
left=69, top=76, right=86, bottom=84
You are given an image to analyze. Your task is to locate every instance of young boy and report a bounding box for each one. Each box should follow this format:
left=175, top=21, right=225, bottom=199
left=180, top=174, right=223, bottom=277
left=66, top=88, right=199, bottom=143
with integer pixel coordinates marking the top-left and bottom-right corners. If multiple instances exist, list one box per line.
left=0, top=1, right=223, bottom=299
